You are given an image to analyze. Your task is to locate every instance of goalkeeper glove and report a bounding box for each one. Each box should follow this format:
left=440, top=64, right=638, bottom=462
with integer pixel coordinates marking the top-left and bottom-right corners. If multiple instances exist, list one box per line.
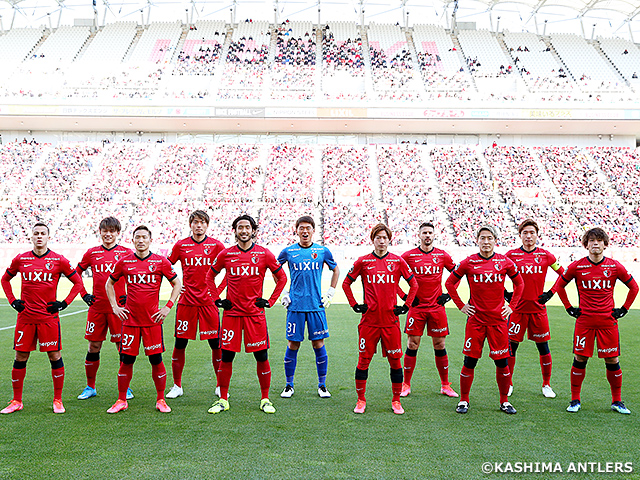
left=281, top=291, right=291, bottom=308
left=322, top=287, right=336, bottom=309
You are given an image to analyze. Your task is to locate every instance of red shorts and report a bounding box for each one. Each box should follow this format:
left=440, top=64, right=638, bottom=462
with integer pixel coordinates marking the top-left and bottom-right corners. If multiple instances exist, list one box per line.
left=221, top=314, right=269, bottom=353
left=119, top=324, right=165, bottom=356
left=405, top=308, right=449, bottom=337
left=358, top=323, right=403, bottom=359
left=85, top=310, right=122, bottom=343
left=14, top=321, right=61, bottom=352
left=175, top=304, right=220, bottom=340
left=508, top=311, right=550, bottom=343
left=463, top=319, right=510, bottom=360
left=573, top=324, right=620, bottom=358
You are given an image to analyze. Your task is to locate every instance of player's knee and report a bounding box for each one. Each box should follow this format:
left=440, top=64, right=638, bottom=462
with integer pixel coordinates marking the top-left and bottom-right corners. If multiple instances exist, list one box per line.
left=13, top=360, right=27, bottom=369
left=390, top=367, right=403, bottom=384
left=572, top=358, right=588, bottom=369
left=434, top=348, right=447, bottom=357
left=510, top=341, right=519, bottom=355
left=494, top=358, right=508, bottom=368
left=463, top=356, right=478, bottom=369
left=174, top=337, right=188, bottom=350
left=357, top=357, right=372, bottom=370
left=120, top=354, right=136, bottom=365
left=388, top=357, right=402, bottom=370
left=50, top=358, right=64, bottom=369
left=221, top=350, right=236, bottom=363
left=355, top=367, right=369, bottom=380
left=432, top=338, right=445, bottom=350
left=86, top=351, right=100, bottom=362
left=253, top=349, right=268, bottom=363
left=536, top=341, right=550, bottom=356
left=208, top=338, right=220, bottom=350
left=148, top=353, right=162, bottom=365
left=88, top=341, right=102, bottom=353
left=605, top=361, right=621, bottom=371
left=407, top=338, right=420, bottom=350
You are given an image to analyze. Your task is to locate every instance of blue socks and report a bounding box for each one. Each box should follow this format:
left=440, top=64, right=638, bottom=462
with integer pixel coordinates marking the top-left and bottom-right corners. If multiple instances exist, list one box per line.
left=284, top=347, right=298, bottom=386
left=314, top=345, right=328, bottom=387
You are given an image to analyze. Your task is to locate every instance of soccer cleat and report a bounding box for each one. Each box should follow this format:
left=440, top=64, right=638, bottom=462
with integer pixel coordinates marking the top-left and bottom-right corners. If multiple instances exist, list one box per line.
left=566, top=400, right=581, bottom=413
left=166, top=384, right=183, bottom=399
left=353, top=399, right=366, bottom=414
left=500, top=402, right=517, bottom=414
left=280, top=385, right=294, bottom=398
left=1, top=400, right=23, bottom=414
left=53, top=399, right=66, bottom=414
left=456, top=401, right=469, bottom=414
left=260, top=398, right=276, bottom=414
left=155, top=399, right=171, bottom=413
left=77, top=386, right=97, bottom=400
left=126, top=388, right=134, bottom=400
left=611, top=401, right=631, bottom=415
left=318, top=386, right=331, bottom=398
left=391, top=400, right=405, bottom=415
left=399, top=383, right=411, bottom=397
left=107, top=399, right=128, bottom=414
left=542, top=385, right=556, bottom=398
left=208, top=398, right=230, bottom=414
left=440, top=383, right=459, bottom=398
left=508, top=384, right=513, bottom=397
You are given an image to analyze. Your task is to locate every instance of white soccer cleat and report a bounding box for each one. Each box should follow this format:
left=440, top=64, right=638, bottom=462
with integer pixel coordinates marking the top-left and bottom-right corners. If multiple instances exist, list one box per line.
left=166, top=384, right=183, bottom=399
left=318, top=386, right=331, bottom=398
left=281, top=385, right=294, bottom=398
left=542, top=385, right=556, bottom=398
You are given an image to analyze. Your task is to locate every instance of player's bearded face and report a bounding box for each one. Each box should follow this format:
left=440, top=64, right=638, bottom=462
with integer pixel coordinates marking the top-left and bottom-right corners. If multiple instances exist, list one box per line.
left=419, top=228, right=434, bottom=247
left=31, top=227, right=49, bottom=248
left=234, top=221, right=254, bottom=243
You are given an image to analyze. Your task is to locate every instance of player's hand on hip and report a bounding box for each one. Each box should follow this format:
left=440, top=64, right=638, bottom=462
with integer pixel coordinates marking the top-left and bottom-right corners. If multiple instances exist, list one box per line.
left=46, top=300, right=67, bottom=314
left=322, top=287, right=335, bottom=309
left=215, top=298, right=233, bottom=310
left=393, top=304, right=409, bottom=316
left=460, top=303, right=475, bottom=316
left=152, top=306, right=171, bottom=323
left=82, top=294, right=96, bottom=306
left=612, top=307, right=628, bottom=319
left=352, top=303, right=368, bottom=314
left=537, top=290, right=554, bottom=304
left=566, top=306, right=581, bottom=318
left=11, top=299, right=25, bottom=313
left=255, top=298, right=271, bottom=308
left=436, top=293, right=451, bottom=306
left=281, top=291, right=291, bottom=308
left=112, top=305, right=130, bottom=320
left=501, top=304, right=513, bottom=318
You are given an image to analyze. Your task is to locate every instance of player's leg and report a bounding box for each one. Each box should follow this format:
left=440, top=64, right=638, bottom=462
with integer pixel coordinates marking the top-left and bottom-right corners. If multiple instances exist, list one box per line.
left=597, top=327, right=628, bottom=414
left=141, top=325, right=170, bottom=412
left=457, top=356, right=477, bottom=414
left=209, top=314, right=241, bottom=413
left=106, top=313, right=133, bottom=400
left=207, top=338, right=222, bottom=395
left=79, top=310, right=108, bottom=399
left=39, top=322, right=65, bottom=413
left=244, top=314, right=273, bottom=412
left=433, top=336, right=457, bottom=397
left=308, top=311, right=330, bottom=397
left=507, top=312, right=526, bottom=395
left=354, top=325, right=378, bottom=413
left=401, top=311, right=425, bottom=396
left=568, top=324, right=594, bottom=412
left=108, top=325, right=139, bottom=413
left=487, top=322, right=514, bottom=412
left=529, top=311, right=553, bottom=396
left=198, top=305, right=222, bottom=386
left=282, top=311, right=304, bottom=397
left=167, top=337, right=188, bottom=398
left=254, top=349, right=275, bottom=413
left=1, top=350, right=30, bottom=414
left=381, top=325, right=404, bottom=414
left=458, top=320, right=484, bottom=413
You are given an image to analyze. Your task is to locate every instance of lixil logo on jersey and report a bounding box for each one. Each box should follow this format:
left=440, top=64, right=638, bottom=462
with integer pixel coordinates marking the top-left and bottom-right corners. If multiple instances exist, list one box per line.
left=184, top=257, right=212, bottom=266
left=581, top=279, right=611, bottom=290
left=519, top=265, right=543, bottom=274
left=94, top=263, right=115, bottom=273
left=22, top=271, right=54, bottom=282
left=472, top=273, right=504, bottom=283
left=366, top=273, right=395, bottom=284
left=128, top=274, right=158, bottom=284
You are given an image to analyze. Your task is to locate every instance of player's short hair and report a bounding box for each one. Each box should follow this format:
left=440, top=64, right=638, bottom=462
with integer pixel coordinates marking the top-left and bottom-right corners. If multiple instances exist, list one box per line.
left=419, top=222, right=435, bottom=231
left=189, top=210, right=210, bottom=225
left=133, top=225, right=152, bottom=238
left=476, top=225, right=498, bottom=240
left=370, top=223, right=392, bottom=241
left=32, top=222, right=49, bottom=234
left=232, top=214, right=258, bottom=231
left=518, top=219, right=539, bottom=234
left=99, top=217, right=121, bottom=232
left=582, top=227, right=609, bottom=248
left=295, top=215, right=315, bottom=229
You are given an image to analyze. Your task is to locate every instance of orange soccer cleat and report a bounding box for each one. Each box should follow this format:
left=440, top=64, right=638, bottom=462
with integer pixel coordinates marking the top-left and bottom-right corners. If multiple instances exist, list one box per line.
left=399, top=383, right=411, bottom=397
left=156, top=399, right=172, bottom=413
left=391, top=401, right=405, bottom=415
left=52, top=399, right=66, bottom=414
left=107, top=399, right=128, bottom=414
left=353, top=399, right=367, bottom=414
left=440, top=383, right=459, bottom=398
left=1, top=400, right=24, bottom=414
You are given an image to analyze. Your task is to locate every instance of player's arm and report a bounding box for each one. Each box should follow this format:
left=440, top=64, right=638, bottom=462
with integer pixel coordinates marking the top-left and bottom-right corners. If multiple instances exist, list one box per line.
left=263, top=264, right=287, bottom=307
left=61, top=269, right=84, bottom=307
left=504, top=270, right=524, bottom=318
left=445, top=265, right=474, bottom=316
left=342, top=262, right=367, bottom=313
left=395, top=274, right=418, bottom=315
left=612, top=266, right=639, bottom=319
left=1, top=266, right=23, bottom=312
left=106, top=276, right=128, bottom=320
left=322, top=264, right=340, bottom=308
left=151, top=275, right=182, bottom=323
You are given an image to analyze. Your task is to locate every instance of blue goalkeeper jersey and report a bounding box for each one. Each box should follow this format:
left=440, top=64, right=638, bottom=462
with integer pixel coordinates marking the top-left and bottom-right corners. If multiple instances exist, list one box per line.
left=277, top=243, right=337, bottom=312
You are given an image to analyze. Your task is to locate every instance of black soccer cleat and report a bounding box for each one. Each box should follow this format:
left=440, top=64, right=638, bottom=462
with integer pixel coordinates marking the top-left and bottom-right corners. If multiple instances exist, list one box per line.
left=456, top=401, right=469, bottom=414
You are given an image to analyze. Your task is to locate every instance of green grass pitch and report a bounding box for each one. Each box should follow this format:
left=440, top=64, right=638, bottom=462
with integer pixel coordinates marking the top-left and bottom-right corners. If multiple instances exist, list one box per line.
left=0, top=303, right=638, bottom=479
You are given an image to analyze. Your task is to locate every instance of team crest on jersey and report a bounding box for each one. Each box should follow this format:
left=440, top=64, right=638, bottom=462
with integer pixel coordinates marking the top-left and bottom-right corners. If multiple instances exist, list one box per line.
left=204, top=246, right=211, bottom=255
left=251, top=256, right=259, bottom=264
left=149, top=264, right=156, bottom=272
left=45, top=262, right=53, bottom=270
left=494, top=263, right=502, bottom=271
left=387, top=263, right=395, bottom=272
left=535, top=257, right=542, bottom=264
left=115, top=254, right=120, bottom=261
left=311, top=252, right=318, bottom=259
left=603, top=270, right=611, bottom=277
left=433, top=257, right=439, bottom=264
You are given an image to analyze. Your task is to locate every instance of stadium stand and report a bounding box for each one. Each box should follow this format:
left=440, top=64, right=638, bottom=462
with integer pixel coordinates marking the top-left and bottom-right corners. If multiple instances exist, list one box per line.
left=271, top=20, right=316, bottom=100
left=322, top=21, right=366, bottom=100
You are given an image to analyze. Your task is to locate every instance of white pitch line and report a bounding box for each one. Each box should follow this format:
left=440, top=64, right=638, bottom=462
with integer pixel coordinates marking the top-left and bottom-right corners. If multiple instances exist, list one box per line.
left=0, top=308, right=88, bottom=332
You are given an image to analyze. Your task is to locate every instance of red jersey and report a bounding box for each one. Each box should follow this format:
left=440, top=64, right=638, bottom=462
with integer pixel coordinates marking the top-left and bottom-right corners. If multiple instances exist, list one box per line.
left=168, top=236, right=224, bottom=306
left=2, top=249, right=83, bottom=324
left=110, top=252, right=177, bottom=327
left=506, top=247, right=561, bottom=314
left=210, top=243, right=287, bottom=316
left=343, top=252, right=417, bottom=327
left=446, top=252, right=523, bottom=325
left=401, top=247, right=455, bottom=310
left=77, top=244, right=133, bottom=313
left=556, top=257, right=636, bottom=328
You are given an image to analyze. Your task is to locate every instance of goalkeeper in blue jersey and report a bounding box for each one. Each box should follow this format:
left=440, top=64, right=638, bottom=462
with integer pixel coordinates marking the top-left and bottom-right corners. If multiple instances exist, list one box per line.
left=277, top=216, right=340, bottom=398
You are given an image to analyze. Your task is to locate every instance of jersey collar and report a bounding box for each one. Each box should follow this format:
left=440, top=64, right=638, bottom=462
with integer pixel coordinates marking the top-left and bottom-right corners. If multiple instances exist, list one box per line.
left=236, top=242, right=255, bottom=253
left=477, top=252, right=496, bottom=260
left=191, top=235, right=208, bottom=244
left=418, top=246, right=434, bottom=255
left=32, top=248, right=51, bottom=259
left=373, top=251, right=389, bottom=259
left=298, top=242, right=314, bottom=249
left=519, top=246, right=537, bottom=254
left=101, top=244, right=120, bottom=252
left=587, top=256, right=606, bottom=266
left=134, top=252, right=152, bottom=261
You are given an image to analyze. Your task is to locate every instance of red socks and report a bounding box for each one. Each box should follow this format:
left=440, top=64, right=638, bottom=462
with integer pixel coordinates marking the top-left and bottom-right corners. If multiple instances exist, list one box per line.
left=12, top=368, right=26, bottom=403
left=540, top=353, right=552, bottom=386
left=212, top=348, right=222, bottom=382
left=256, top=360, right=271, bottom=399
left=435, top=354, right=450, bottom=385
left=117, top=362, right=134, bottom=401
left=496, top=366, right=511, bottom=404
left=355, top=379, right=367, bottom=401
left=218, top=361, right=233, bottom=400
left=51, top=367, right=64, bottom=401
left=151, top=362, right=167, bottom=400
left=459, top=366, right=474, bottom=403
left=570, top=364, right=586, bottom=402
left=606, top=367, right=623, bottom=403
left=403, top=354, right=417, bottom=386
left=171, top=347, right=186, bottom=388
left=84, top=359, right=99, bottom=390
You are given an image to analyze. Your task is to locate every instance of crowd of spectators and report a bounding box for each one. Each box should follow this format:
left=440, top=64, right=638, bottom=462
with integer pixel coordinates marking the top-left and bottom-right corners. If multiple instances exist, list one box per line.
left=203, top=144, right=264, bottom=200
left=589, top=147, right=640, bottom=200
left=263, top=145, right=316, bottom=203
left=174, top=39, right=224, bottom=76
left=258, top=203, right=316, bottom=245
left=370, top=46, right=421, bottom=100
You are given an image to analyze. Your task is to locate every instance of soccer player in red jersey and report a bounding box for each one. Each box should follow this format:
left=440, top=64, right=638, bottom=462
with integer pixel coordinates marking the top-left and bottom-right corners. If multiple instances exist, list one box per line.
left=205, top=215, right=287, bottom=415
left=76, top=217, right=134, bottom=400
left=166, top=210, right=225, bottom=399
left=445, top=225, right=524, bottom=415
left=342, top=223, right=418, bottom=415
left=105, top=225, right=182, bottom=414
left=398, top=222, right=458, bottom=398
left=505, top=219, right=568, bottom=399
left=1, top=223, right=83, bottom=414
left=540, top=228, right=638, bottom=415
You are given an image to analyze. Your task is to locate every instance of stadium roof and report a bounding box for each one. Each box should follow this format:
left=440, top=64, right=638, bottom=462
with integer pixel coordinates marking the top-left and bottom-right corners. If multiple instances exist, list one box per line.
left=0, top=0, right=639, bottom=39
